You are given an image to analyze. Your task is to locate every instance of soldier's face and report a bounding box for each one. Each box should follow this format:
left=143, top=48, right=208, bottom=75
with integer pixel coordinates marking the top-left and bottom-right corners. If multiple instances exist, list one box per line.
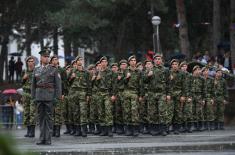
left=111, top=66, right=118, bottom=72
left=180, top=65, right=187, bottom=72
left=171, top=62, right=179, bottom=70
left=27, top=58, right=35, bottom=68
left=72, top=63, right=77, bottom=68
left=120, top=63, right=127, bottom=70
left=154, top=57, right=162, bottom=65
left=145, top=62, right=153, bottom=70
left=41, top=55, right=49, bottom=64
left=96, top=64, right=101, bottom=71
left=101, top=60, right=108, bottom=68
left=216, top=71, right=222, bottom=78
left=52, top=58, right=58, bottom=66
left=203, top=69, right=209, bottom=76
left=129, top=58, right=136, bottom=67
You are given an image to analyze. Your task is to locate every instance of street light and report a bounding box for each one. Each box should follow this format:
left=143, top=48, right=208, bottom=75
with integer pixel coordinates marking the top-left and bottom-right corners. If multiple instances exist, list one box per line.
left=152, top=16, right=161, bottom=53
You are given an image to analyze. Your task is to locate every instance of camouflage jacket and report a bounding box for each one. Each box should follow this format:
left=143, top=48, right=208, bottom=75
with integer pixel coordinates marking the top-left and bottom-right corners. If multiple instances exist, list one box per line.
left=214, top=77, right=228, bottom=100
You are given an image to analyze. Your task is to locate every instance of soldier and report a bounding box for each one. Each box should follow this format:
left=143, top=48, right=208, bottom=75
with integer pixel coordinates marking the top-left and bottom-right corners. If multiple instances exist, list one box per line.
left=180, top=61, right=193, bottom=133
left=22, top=56, right=36, bottom=138
left=169, top=59, right=186, bottom=134
left=191, top=66, right=205, bottom=131
left=123, top=55, right=143, bottom=136
left=201, top=67, right=215, bottom=130
left=31, top=49, right=62, bottom=145
left=214, top=69, right=228, bottom=130
left=95, top=56, right=115, bottom=137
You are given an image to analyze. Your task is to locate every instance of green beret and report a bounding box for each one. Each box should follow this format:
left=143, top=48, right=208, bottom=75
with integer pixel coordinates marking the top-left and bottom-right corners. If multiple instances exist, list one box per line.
left=153, top=53, right=163, bottom=59
left=144, top=59, right=152, bottom=65
left=100, top=56, right=108, bottom=62
left=136, top=62, right=143, bottom=67
left=71, top=60, right=76, bottom=65
left=39, top=48, right=50, bottom=56
left=201, top=66, right=209, bottom=72
left=128, top=55, right=136, bottom=62
left=111, top=63, right=118, bottom=67
left=179, top=61, right=187, bottom=67
left=170, top=59, right=179, bottom=65
left=49, top=55, right=58, bottom=63
left=119, top=59, right=128, bottom=65
left=215, top=68, right=222, bottom=72
left=65, top=65, right=71, bottom=70
left=87, top=64, right=95, bottom=70
left=26, top=56, right=34, bottom=62
left=95, top=61, right=100, bottom=66
left=193, top=65, right=200, bottom=72
left=75, top=56, right=83, bottom=62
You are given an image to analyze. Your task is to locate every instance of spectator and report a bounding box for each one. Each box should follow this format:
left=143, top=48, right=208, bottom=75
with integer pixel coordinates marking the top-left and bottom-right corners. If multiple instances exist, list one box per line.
left=222, top=51, right=232, bottom=73
left=8, top=56, right=15, bottom=83
left=15, top=99, right=23, bottom=129
left=15, top=57, right=23, bottom=82
left=2, top=97, right=14, bottom=129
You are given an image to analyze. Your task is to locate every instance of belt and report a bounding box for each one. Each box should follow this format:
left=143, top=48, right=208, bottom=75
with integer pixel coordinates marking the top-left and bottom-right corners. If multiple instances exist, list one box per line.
left=36, top=84, right=54, bottom=89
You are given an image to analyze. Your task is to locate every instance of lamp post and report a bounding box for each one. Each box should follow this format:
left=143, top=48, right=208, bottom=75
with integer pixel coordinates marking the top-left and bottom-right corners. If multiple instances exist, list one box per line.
left=152, top=16, right=161, bottom=53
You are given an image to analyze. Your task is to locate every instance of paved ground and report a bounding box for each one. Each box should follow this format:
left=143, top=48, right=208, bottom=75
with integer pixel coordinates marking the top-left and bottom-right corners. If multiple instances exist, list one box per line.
left=1, top=126, right=235, bottom=155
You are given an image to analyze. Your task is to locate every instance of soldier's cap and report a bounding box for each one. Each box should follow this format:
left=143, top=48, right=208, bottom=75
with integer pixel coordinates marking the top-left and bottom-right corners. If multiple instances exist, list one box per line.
left=65, top=65, right=71, bottom=70
left=144, top=59, right=152, bottom=65
left=119, top=59, right=128, bottom=65
left=39, top=48, right=51, bottom=56
left=71, top=60, right=76, bottom=66
left=49, top=55, right=58, bottom=63
left=128, top=55, right=136, bottom=62
left=136, top=62, right=143, bottom=67
left=87, top=64, right=95, bottom=70
left=26, top=56, right=34, bottom=62
left=170, top=59, right=179, bottom=65
left=100, top=56, right=108, bottom=62
left=153, top=53, right=163, bottom=59
left=201, top=66, right=209, bottom=72
left=75, top=56, right=83, bottom=62
left=215, top=68, right=222, bottom=72
left=95, top=61, right=101, bottom=66
left=193, top=65, right=200, bottom=72
left=179, top=61, right=187, bottom=67
left=111, top=63, right=118, bottom=67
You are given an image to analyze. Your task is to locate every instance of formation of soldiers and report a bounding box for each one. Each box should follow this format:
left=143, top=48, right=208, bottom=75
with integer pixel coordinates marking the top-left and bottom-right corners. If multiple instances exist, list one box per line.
left=22, top=51, right=228, bottom=139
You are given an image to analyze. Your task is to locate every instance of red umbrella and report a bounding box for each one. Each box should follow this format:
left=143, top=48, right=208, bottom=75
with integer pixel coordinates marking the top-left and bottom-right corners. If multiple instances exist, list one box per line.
left=2, top=89, right=17, bottom=94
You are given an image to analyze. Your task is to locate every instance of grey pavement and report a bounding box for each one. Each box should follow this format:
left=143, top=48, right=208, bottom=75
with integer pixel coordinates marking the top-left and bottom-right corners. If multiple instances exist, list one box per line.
left=1, top=126, right=235, bottom=155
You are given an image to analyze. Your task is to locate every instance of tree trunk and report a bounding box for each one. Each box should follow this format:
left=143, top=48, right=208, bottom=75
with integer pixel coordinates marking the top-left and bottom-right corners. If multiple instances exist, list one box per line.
left=0, top=34, right=9, bottom=82
left=63, top=32, right=72, bottom=63
left=212, top=0, right=221, bottom=56
left=230, top=0, right=235, bottom=70
left=72, top=40, right=79, bottom=57
left=176, top=0, right=191, bottom=58
left=25, top=21, right=32, bottom=56
left=53, top=27, right=58, bottom=55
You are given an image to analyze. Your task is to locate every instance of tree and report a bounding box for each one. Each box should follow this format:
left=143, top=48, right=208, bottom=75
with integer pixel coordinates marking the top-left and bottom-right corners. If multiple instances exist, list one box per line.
left=231, top=0, right=235, bottom=67
left=212, top=0, right=221, bottom=56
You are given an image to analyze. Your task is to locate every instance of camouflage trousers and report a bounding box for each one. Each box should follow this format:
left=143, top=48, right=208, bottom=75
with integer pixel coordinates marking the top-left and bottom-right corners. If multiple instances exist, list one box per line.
left=204, top=98, right=215, bottom=122
left=22, top=93, right=36, bottom=126
left=214, top=97, right=225, bottom=122
left=138, top=95, right=148, bottom=124
left=182, top=98, right=193, bottom=122
left=96, top=91, right=113, bottom=126
left=62, top=95, right=69, bottom=124
left=172, top=95, right=183, bottom=124
left=89, top=92, right=99, bottom=124
left=123, top=90, right=139, bottom=125
left=53, top=99, right=63, bottom=125
left=70, top=91, right=88, bottom=125
left=192, top=94, right=204, bottom=122
left=113, top=92, right=124, bottom=125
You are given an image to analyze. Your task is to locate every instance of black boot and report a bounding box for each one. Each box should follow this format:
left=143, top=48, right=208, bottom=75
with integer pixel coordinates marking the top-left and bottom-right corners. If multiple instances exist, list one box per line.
left=139, top=123, right=144, bottom=134
left=187, top=122, right=193, bottom=133
left=64, top=124, right=71, bottom=134
left=173, top=124, right=179, bottom=135
left=125, top=125, right=133, bottom=136
left=133, top=125, right=139, bottom=137
left=150, top=124, right=160, bottom=136
left=116, top=124, right=124, bottom=135
left=214, top=121, right=219, bottom=130
left=100, top=126, right=108, bottom=136
left=193, top=122, right=198, bottom=131
left=70, top=125, right=76, bottom=135
left=55, top=125, right=61, bottom=137
left=198, top=121, right=204, bottom=131
left=219, top=122, right=224, bottom=130
left=24, top=126, right=30, bottom=137
left=89, top=123, right=95, bottom=134
left=74, top=125, right=81, bottom=136
left=108, top=126, right=113, bottom=137
left=180, top=123, right=187, bottom=133
left=28, top=125, right=35, bottom=137
left=209, top=121, right=215, bottom=130
left=160, top=124, right=167, bottom=136
left=52, top=125, right=56, bottom=137
left=204, top=121, right=209, bottom=130
left=142, top=123, right=149, bottom=134
left=81, top=124, right=87, bottom=137
left=94, top=124, right=101, bottom=135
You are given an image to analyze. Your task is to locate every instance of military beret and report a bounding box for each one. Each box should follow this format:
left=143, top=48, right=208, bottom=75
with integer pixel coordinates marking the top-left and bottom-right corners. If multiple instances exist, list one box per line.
left=95, top=61, right=101, bottom=66
left=39, top=48, right=50, bottom=56
left=170, top=59, right=179, bottom=65
left=179, top=61, right=187, bottom=67
left=144, top=59, right=152, bottom=65
left=136, top=62, right=143, bottom=67
left=65, top=65, right=71, bottom=70
left=201, top=66, right=209, bottom=72
left=71, top=60, right=76, bottom=66
left=26, top=56, right=34, bottom=62
left=215, top=68, right=222, bottom=72
left=74, top=56, right=83, bottom=62
left=119, top=59, right=128, bottom=65
left=100, top=56, right=108, bottom=62
left=193, top=65, right=200, bottom=72
left=111, top=63, right=118, bottom=67
left=49, top=55, right=58, bottom=63
left=153, top=53, right=163, bottom=59
left=87, top=64, right=95, bottom=70
left=128, top=55, right=136, bottom=62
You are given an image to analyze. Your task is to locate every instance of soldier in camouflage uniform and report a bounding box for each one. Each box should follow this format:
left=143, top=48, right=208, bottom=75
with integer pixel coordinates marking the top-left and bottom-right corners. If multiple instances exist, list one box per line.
left=214, top=69, right=228, bottom=130
left=169, top=59, right=186, bottom=134
left=68, top=57, right=91, bottom=137
left=191, top=66, right=205, bottom=131
left=22, top=56, right=36, bottom=137
left=123, top=55, right=143, bottom=136
left=180, top=61, right=193, bottom=133
left=201, top=67, right=215, bottom=130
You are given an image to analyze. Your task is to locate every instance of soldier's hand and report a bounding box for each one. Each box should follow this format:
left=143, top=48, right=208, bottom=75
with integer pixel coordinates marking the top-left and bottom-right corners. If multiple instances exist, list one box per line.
left=23, top=74, right=28, bottom=80
left=86, top=96, right=90, bottom=102
left=139, top=97, right=143, bottom=102
left=211, top=99, right=214, bottom=105
left=71, top=73, right=76, bottom=79
left=111, top=95, right=116, bottom=102
left=224, top=100, right=228, bottom=104
left=117, top=75, right=122, bottom=80
left=187, top=97, right=192, bottom=102
left=91, top=75, right=96, bottom=81
left=166, top=95, right=171, bottom=102
left=96, top=74, right=101, bottom=80
left=180, top=96, right=186, bottom=103
left=148, top=71, right=153, bottom=77
left=201, top=100, right=205, bottom=105
left=61, top=95, right=65, bottom=101
left=126, top=72, right=131, bottom=78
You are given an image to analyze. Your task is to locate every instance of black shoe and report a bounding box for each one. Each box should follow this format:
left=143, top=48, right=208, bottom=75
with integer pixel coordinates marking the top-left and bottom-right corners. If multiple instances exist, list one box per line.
left=74, top=125, right=82, bottom=136
left=214, top=121, right=219, bottom=130
left=24, top=126, right=30, bottom=137
left=150, top=124, right=160, bottom=136
left=70, top=125, right=76, bottom=135
left=89, top=123, right=95, bottom=134
left=28, top=125, right=35, bottom=137
left=116, top=124, right=124, bottom=135
left=44, top=141, right=51, bottom=145
left=81, top=125, right=87, bottom=137
left=125, top=125, right=133, bottom=136
left=198, top=121, right=204, bottom=131
left=173, top=124, right=179, bottom=135
left=64, top=124, right=71, bottom=134
left=209, top=121, right=215, bottom=130
left=36, top=140, right=45, bottom=145
left=133, top=125, right=139, bottom=137
left=204, top=121, right=209, bottom=130
left=94, top=124, right=101, bottom=135
left=52, top=125, right=56, bottom=137
left=55, top=125, right=61, bottom=137
left=187, top=122, right=193, bottom=133
left=142, top=123, right=149, bottom=134
left=100, top=126, right=108, bottom=136
left=219, top=122, right=224, bottom=130
left=160, top=124, right=167, bottom=136
left=108, top=126, right=113, bottom=137
left=180, top=123, right=187, bottom=133
left=139, top=123, right=144, bottom=134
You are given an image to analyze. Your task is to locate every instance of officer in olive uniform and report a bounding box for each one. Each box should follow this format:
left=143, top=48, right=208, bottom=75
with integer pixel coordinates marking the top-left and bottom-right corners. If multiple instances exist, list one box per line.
left=31, top=49, right=62, bottom=145
left=22, top=56, right=36, bottom=137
